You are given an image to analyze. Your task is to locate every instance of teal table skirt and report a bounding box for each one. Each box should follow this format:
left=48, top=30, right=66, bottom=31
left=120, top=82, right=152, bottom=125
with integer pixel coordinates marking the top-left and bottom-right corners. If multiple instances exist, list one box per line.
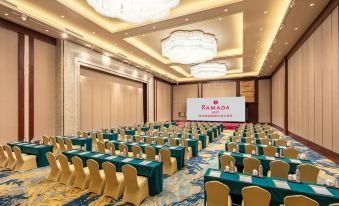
left=108, top=140, right=185, bottom=169
left=141, top=127, right=149, bottom=132
left=207, top=130, right=213, bottom=143
left=225, top=142, right=286, bottom=155
left=229, top=136, right=261, bottom=144
left=103, top=133, right=118, bottom=141
left=217, top=151, right=312, bottom=175
left=8, top=142, right=53, bottom=167
left=124, top=129, right=136, bottom=135
left=61, top=136, right=92, bottom=151
left=204, top=168, right=339, bottom=206
left=63, top=150, right=163, bottom=195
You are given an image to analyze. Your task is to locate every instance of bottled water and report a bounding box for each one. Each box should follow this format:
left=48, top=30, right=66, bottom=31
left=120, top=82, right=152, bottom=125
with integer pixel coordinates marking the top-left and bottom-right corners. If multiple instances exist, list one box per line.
left=159, top=153, right=162, bottom=162
left=335, top=174, right=339, bottom=188
left=230, top=161, right=234, bottom=173
left=296, top=169, right=300, bottom=182
left=259, top=165, right=263, bottom=177
left=256, top=147, right=259, bottom=155
left=279, top=149, right=283, bottom=157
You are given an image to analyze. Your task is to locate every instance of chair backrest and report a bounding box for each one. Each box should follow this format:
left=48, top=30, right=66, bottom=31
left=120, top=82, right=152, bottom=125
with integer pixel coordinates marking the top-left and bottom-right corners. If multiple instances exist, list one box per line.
left=231, top=136, right=239, bottom=142
left=220, top=155, right=236, bottom=170
left=42, top=136, right=50, bottom=145
left=97, top=133, right=104, bottom=143
left=145, top=146, right=155, bottom=161
left=102, top=161, right=118, bottom=184
left=269, top=160, right=290, bottom=179
left=245, top=137, right=255, bottom=143
left=145, top=136, right=153, bottom=144
left=275, top=139, right=287, bottom=147
left=284, top=195, right=319, bottom=206
left=258, top=133, right=267, bottom=139
left=122, top=164, right=138, bottom=190
left=87, top=159, right=101, bottom=180
left=163, top=132, right=169, bottom=137
left=172, top=133, right=178, bottom=138
left=135, top=135, right=142, bottom=143
left=182, top=139, right=189, bottom=150
left=12, top=146, right=24, bottom=164
left=245, top=145, right=257, bottom=154
left=118, top=144, right=129, bottom=156
left=126, top=135, right=133, bottom=142
left=71, top=156, right=85, bottom=176
left=83, top=132, right=89, bottom=138
left=4, top=145, right=14, bottom=160
left=270, top=133, right=280, bottom=139
left=146, top=131, right=151, bottom=136
left=156, top=138, right=164, bottom=145
left=106, top=142, right=116, bottom=155
left=77, top=131, right=83, bottom=137
left=59, top=154, right=71, bottom=172
left=132, top=145, right=142, bottom=158
left=0, top=146, right=6, bottom=159
left=227, top=143, right=237, bottom=152
left=169, top=138, right=177, bottom=146
left=46, top=152, right=58, bottom=169
left=205, top=181, right=230, bottom=206
left=242, top=186, right=271, bottom=206
left=263, top=146, right=277, bottom=157
left=64, top=138, right=73, bottom=150
left=57, top=138, right=66, bottom=151
left=159, top=148, right=171, bottom=163
left=283, top=148, right=299, bottom=159
left=50, top=136, right=58, bottom=149
left=243, top=158, right=261, bottom=175
left=97, top=141, right=106, bottom=153
left=297, top=164, right=319, bottom=184
left=260, top=138, right=270, bottom=145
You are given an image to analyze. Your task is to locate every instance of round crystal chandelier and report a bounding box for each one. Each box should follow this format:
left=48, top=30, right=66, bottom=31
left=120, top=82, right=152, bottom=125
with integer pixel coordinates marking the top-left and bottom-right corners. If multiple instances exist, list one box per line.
left=191, top=63, right=226, bottom=79
left=162, top=30, right=217, bottom=64
left=86, top=0, right=180, bottom=23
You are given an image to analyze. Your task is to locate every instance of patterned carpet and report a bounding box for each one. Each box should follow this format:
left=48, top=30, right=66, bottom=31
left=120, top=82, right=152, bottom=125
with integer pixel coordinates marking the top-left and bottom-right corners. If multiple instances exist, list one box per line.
left=0, top=130, right=338, bottom=206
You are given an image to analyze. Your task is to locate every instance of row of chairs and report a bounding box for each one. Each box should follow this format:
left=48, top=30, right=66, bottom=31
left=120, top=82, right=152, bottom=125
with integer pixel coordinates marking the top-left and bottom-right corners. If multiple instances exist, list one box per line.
left=99, top=142, right=178, bottom=175
left=205, top=181, right=334, bottom=206
left=220, top=155, right=319, bottom=183
left=0, top=145, right=37, bottom=171
left=46, top=152, right=148, bottom=206
left=227, top=143, right=299, bottom=158
left=43, top=136, right=81, bottom=155
left=230, top=136, right=288, bottom=146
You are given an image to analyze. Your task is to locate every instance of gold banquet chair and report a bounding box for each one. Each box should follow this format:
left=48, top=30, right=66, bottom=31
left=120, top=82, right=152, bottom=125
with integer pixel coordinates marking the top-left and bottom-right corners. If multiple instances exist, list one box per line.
left=270, top=133, right=280, bottom=139
left=263, top=146, right=277, bottom=157
left=205, top=181, right=232, bottom=206
left=135, top=135, right=143, bottom=143
left=193, top=134, right=202, bottom=151
left=283, top=148, right=299, bottom=159
left=0, top=146, right=9, bottom=168
left=242, top=186, right=271, bottom=206
left=220, top=155, right=237, bottom=172
left=160, top=148, right=177, bottom=175
left=243, top=158, right=260, bottom=175
left=245, top=137, right=255, bottom=144
left=87, top=159, right=106, bottom=195
left=4, top=145, right=17, bottom=170
left=71, top=156, right=90, bottom=190
left=145, top=146, right=156, bottom=161
left=102, top=162, right=125, bottom=199
left=13, top=146, right=37, bottom=172
left=46, top=152, right=61, bottom=182
left=132, top=145, right=144, bottom=158
left=145, top=136, right=153, bottom=144
left=118, top=144, right=132, bottom=157
left=106, top=142, right=116, bottom=155
left=50, top=136, right=60, bottom=155
left=77, top=131, right=83, bottom=137
left=64, top=138, right=81, bottom=150
left=182, top=139, right=192, bottom=160
left=230, top=136, right=240, bottom=143
left=91, top=133, right=98, bottom=151
left=97, top=133, right=107, bottom=143
left=169, top=138, right=177, bottom=146
left=260, top=138, right=270, bottom=145
left=42, top=136, right=50, bottom=145
left=156, top=137, right=165, bottom=145
left=297, top=164, right=319, bottom=184
left=267, top=160, right=290, bottom=179
left=275, top=139, right=287, bottom=147
left=97, top=141, right=109, bottom=154
left=283, top=195, right=319, bottom=206
left=58, top=154, right=75, bottom=185
left=56, top=138, right=67, bottom=152
left=227, top=142, right=237, bottom=152
left=122, top=164, right=149, bottom=206
left=244, top=145, right=257, bottom=154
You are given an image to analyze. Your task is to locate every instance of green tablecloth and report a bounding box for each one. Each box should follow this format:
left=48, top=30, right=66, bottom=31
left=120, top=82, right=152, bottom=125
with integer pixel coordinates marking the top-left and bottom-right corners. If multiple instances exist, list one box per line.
left=124, top=129, right=136, bottom=135
left=204, top=168, right=339, bottom=206
left=218, top=151, right=312, bottom=175
left=103, top=132, right=118, bottom=141
left=60, top=136, right=92, bottom=151
left=207, top=130, right=213, bottom=143
left=8, top=142, right=53, bottom=167
left=63, top=150, right=163, bottom=195
left=108, top=140, right=185, bottom=169
left=229, top=136, right=261, bottom=144
left=225, top=142, right=286, bottom=155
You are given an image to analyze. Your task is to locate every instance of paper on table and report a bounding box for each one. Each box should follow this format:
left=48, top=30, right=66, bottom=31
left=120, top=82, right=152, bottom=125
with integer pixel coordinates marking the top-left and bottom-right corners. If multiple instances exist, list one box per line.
left=266, top=156, right=275, bottom=160
left=273, top=180, right=291, bottom=189
left=79, top=151, right=91, bottom=155
left=243, top=154, right=251, bottom=158
left=239, top=175, right=252, bottom=183
left=142, top=144, right=150, bottom=146
left=139, top=160, right=152, bottom=165
left=91, top=154, right=104, bottom=158
left=67, top=150, right=78, bottom=153
left=34, top=145, right=45, bottom=148
left=130, top=142, right=138, bottom=145
left=155, top=145, right=163, bottom=148
left=105, top=156, right=118, bottom=160
left=310, top=185, right=333, bottom=196
left=224, top=152, right=231, bottom=155
left=169, top=146, right=176, bottom=149
left=121, top=158, right=133, bottom=163
left=209, top=171, right=221, bottom=178
left=290, top=159, right=301, bottom=164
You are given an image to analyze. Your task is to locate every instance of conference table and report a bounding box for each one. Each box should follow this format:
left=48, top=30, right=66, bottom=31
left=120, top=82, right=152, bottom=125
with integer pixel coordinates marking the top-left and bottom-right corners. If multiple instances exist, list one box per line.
left=59, top=136, right=92, bottom=151
left=7, top=141, right=53, bottom=167
left=157, top=132, right=207, bottom=149
left=217, top=151, right=312, bottom=175
left=229, top=136, right=262, bottom=144
left=103, top=132, right=118, bottom=141
left=107, top=140, right=185, bottom=169
left=225, top=142, right=287, bottom=155
left=63, top=150, right=163, bottom=195
left=204, top=168, right=339, bottom=206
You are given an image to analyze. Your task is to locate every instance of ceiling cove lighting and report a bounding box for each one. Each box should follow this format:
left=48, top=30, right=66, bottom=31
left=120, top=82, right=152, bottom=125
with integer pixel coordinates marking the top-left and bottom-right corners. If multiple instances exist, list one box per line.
left=86, top=0, right=180, bottom=23
left=191, top=63, right=226, bottom=79
left=162, top=30, right=217, bottom=64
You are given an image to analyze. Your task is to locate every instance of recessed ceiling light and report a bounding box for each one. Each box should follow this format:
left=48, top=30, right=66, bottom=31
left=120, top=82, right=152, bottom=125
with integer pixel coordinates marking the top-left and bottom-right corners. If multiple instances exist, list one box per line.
left=185, top=18, right=189, bottom=21
left=218, top=17, right=222, bottom=20
left=259, top=27, right=263, bottom=31
left=21, top=15, right=27, bottom=21
left=45, top=29, right=49, bottom=32
left=125, top=32, right=128, bottom=35
left=284, top=42, right=288, bottom=45
left=142, top=34, right=146, bottom=37
left=310, top=3, right=315, bottom=7
left=4, top=13, right=8, bottom=16
left=86, top=44, right=92, bottom=48
left=257, top=40, right=260, bottom=43
left=256, top=49, right=258, bottom=52
left=294, top=27, right=298, bottom=30
left=61, top=15, right=65, bottom=18
left=264, top=11, right=268, bottom=14
left=152, top=26, right=156, bottom=29
left=224, top=9, right=228, bottom=12
left=92, top=31, right=96, bottom=34
left=61, top=33, right=68, bottom=38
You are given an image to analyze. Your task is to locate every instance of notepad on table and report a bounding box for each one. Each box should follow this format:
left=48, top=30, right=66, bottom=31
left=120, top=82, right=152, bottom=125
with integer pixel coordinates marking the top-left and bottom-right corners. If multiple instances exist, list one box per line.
left=91, top=154, right=104, bottom=158
left=239, top=175, right=252, bottom=183
left=265, top=156, right=275, bottom=160
left=79, top=151, right=91, bottom=155
left=310, top=185, right=333, bottom=196
left=139, top=160, right=152, bottom=165
left=169, top=147, right=176, bottom=149
left=209, top=171, right=221, bottom=178
left=273, top=180, right=290, bottom=189
left=224, top=152, right=231, bottom=155
left=243, top=154, right=251, bottom=158
left=34, top=145, right=45, bottom=148
left=121, top=158, right=133, bottom=163
left=67, top=150, right=78, bottom=153
left=290, top=159, right=301, bottom=164
left=142, top=144, right=149, bottom=146
left=105, top=156, right=118, bottom=160
left=155, top=145, right=163, bottom=148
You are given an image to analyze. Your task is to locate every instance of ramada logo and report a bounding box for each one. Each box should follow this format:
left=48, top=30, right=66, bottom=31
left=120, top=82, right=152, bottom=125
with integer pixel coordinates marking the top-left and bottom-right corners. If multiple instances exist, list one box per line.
left=201, top=100, right=230, bottom=110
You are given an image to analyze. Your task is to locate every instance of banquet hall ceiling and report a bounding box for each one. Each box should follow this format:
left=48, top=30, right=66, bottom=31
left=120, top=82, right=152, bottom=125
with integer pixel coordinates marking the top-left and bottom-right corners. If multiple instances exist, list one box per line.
left=0, top=0, right=329, bottom=82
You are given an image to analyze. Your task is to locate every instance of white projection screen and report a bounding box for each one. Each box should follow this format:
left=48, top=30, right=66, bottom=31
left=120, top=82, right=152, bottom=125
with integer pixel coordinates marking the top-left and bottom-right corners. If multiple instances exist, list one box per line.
left=187, top=97, right=245, bottom=122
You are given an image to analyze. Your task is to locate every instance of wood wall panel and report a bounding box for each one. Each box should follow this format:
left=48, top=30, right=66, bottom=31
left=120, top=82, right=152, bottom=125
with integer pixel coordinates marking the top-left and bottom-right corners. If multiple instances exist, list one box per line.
left=0, top=28, right=18, bottom=144
left=272, top=64, right=285, bottom=128
left=156, top=80, right=172, bottom=122
left=173, top=84, right=198, bottom=120
left=80, top=69, right=143, bottom=130
left=202, top=81, right=237, bottom=97
left=258, top=79, right=271, bottom=123
left=287, top=8, right=338, bottom=153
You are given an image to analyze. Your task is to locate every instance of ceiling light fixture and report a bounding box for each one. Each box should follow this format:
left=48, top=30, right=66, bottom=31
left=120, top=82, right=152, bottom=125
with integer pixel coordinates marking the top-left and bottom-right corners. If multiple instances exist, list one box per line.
left=61, top=33, right=68, bottom=38
left=86, top=0, right=180, bottom=23
left=4, top=13, right=8, bottom=16
left=294, top=27, right=298, bottom=30
left=224, top=9, right=228, bottom=12
left=310, top=3, right=315, bottom=7
left=185, top=18, right=189, bottom=21
left=264, top=11, right=268, bottom=14
left=45, top=29, right=49, bottom=32
left=191, top=63, right=226, bottom=79
left=153, top=26, right=156, bottom=29
left=92, top=31, right=96, bottom=34
left=162, top=30, right=217, bottom=64
left=61, top=15, right=65, bottom=18
left=21, top=15, right=27, bottom=21
left=218, top=17, right=222, bottom=20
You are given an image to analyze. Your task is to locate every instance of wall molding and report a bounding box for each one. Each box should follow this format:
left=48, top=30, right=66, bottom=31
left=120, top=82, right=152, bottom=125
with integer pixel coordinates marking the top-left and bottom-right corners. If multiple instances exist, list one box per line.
left=28, top=36, right=34, bottom=140
left=18, top=33, right=24, bottom=141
